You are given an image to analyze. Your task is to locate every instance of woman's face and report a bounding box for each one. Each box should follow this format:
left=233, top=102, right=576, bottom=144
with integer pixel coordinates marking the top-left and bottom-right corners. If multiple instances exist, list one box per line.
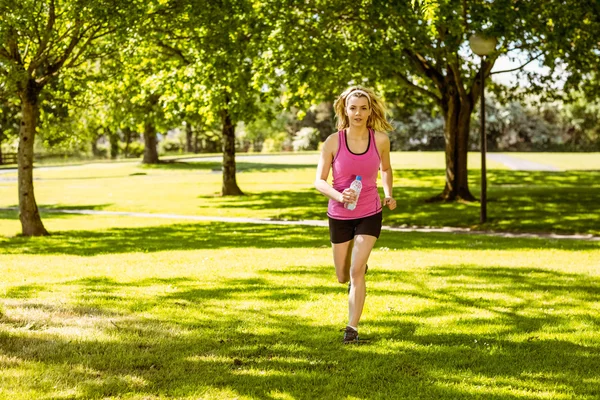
left=345, top=95, right=371, bottom=128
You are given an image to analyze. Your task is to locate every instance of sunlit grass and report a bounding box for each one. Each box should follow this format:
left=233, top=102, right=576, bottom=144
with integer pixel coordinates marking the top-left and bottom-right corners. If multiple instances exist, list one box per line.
left=1, top=153, right=599, bottom=398
left=1, top=221, right=599, bottom=399
left=506, top=152, right=600, bottom=170
left=1, top=152, right=598, bottom=236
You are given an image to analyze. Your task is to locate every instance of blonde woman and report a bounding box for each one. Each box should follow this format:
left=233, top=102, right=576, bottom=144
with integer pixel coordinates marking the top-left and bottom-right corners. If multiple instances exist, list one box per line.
left=314, top=86, right=397, bottom=344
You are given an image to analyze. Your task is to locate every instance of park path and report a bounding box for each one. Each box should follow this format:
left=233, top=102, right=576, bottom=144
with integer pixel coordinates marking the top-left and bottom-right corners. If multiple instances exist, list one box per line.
left=2, top=207, right=598, bottom=242
left=487, top=153, right=561, bottom=171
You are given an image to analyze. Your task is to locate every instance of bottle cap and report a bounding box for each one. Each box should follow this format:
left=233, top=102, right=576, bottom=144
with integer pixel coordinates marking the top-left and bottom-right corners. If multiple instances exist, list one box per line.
left=356, top=175, right=362, bottom=181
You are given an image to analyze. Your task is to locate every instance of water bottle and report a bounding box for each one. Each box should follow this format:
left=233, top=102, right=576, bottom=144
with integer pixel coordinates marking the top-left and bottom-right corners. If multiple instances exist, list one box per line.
left=345, top=175, right=362, bottom=210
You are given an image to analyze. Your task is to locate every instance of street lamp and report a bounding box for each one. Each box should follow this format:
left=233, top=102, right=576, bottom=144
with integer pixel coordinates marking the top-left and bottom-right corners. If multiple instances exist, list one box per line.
left=469, top=33, right=497, bottom=224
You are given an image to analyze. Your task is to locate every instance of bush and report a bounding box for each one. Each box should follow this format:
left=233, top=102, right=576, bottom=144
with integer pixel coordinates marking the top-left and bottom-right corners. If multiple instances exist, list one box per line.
left=261, top=132, right=291, bottom=153
left=292, top=127, right=320, bottom=151
left=120, top=141, right=144, bottom=158
left=159, top=138, right=185, bottom=154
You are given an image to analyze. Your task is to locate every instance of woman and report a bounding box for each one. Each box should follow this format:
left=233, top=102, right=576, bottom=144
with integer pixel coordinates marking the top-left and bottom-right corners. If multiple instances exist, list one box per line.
left=314, top=86, right=396, bottom=344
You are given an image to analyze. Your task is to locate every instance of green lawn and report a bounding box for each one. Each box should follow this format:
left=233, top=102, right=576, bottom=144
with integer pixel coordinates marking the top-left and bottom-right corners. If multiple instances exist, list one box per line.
left=505, top=152, right=600, bottom=170
left=0, top=152, right=598, bottom=236
left=1, top=153, right=599, bottom=399
left=1, top=219, right=599, bottom=399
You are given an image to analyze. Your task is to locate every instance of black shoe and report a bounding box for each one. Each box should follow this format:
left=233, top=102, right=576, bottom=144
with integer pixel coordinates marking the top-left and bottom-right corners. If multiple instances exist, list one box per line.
left=343, top=326, right=359, bottom=344
left=347, top=264, right=368, bottom=294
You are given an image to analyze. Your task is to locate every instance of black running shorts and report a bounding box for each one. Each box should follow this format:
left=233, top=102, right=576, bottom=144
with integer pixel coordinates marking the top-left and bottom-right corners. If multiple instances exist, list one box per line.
left=328, top=211, right=383, bottom=244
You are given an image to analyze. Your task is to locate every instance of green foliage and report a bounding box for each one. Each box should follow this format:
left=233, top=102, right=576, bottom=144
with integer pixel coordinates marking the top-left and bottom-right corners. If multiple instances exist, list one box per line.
left=471, top=94, right=600, bottom=152
left=159, top=137, right=185, bottom=154
left=147, top=0, right=283, bottom=125
left=260, top=132, right=290, bottom=153
left=120, top=141, right=144, bottom=158
left=292, top=127, right=320, bottom=151
left=0, top=95, right=19, bottom=149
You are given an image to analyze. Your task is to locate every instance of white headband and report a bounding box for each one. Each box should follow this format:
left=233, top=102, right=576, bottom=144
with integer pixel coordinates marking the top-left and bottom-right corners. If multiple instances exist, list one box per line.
left=345, top=89, right=371, bottom=106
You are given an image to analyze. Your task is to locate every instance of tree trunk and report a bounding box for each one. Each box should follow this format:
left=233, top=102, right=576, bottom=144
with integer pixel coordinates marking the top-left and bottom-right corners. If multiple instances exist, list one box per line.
left=107, top=128, right=119, bottom=159
left=185, top=122, right=194, bottom=153
left=123, top=127, right=132, bottom=158
left=220, top=107, right=243, bottom=196
left=18, top=80, right=48, bottom=236
left=194, top=130, right=199, bottom=153
left=430, top=82, right=476, bottom=202
left=142, top=121, right=159, bottom=164
left=91, top=136, right=100, bottom=157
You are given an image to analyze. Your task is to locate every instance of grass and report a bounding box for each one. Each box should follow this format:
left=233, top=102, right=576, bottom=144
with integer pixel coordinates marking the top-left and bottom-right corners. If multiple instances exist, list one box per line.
left=0, top=152, right=598, bottom=236
left=505, top=152, right=600, bottom=170
left=1, top=221, right=599, bottom=399
left=1, top=152, right=599, bottom=399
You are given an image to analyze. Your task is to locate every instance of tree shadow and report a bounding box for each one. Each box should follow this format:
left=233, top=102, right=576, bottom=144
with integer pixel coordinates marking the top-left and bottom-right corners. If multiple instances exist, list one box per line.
left=147, top=160, right=317, bottom=172
left=3, top=167, right=599, bottom=236
left=0, top=220, right=598, bottom=256
left=1, top=265, right=599, bottom=399
left=197, top=189, right=326, bottom=219
left=385, top=169, right=600, bottom=234
left=1, top=204, right=114, bottom=221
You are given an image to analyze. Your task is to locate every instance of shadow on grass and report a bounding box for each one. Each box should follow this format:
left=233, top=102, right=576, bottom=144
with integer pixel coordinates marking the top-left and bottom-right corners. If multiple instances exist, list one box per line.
left=1, top=169, right=599, bottom=235
left=386, top=170, right=600, bottom=234
left=197, top=189, right=325, bottom=219
left=1, top=265, right=599, bottom=399
left=145, top=160, right=317, bottom=173
left=1, top=204, right=114, bottom=221
left=0, top=220, right=598, bottom=256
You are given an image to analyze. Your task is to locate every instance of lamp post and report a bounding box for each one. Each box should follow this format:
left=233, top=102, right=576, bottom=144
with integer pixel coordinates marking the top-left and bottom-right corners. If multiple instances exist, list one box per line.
left=469, top=34, right=497, bottom=224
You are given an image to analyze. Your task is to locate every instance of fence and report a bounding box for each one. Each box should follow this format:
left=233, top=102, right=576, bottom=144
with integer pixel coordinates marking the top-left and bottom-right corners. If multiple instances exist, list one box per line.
left=0, top=152, right=17, bottom=165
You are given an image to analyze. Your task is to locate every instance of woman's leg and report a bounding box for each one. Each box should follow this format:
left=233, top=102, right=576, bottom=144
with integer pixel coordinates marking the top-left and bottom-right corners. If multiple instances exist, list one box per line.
left=332, top=240, right=354, bottom=283
left=348, top=234, right=377, bottom=328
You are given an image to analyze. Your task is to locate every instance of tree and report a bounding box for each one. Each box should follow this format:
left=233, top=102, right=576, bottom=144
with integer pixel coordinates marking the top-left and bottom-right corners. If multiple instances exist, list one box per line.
left=0, top=83, right=20, bottom=163
left=274, top=0, right=599, bottom=202
left=150, top=0, right=284, bottom=195
left=0, top=0, right=130, bottom=235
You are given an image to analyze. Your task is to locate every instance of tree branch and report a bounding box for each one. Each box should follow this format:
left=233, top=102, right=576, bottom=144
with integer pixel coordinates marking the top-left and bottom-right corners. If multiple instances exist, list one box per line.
left=64, top=25, right=116, bottom=69
left=392, top=71, right=442, bottom=107
left=155, top=39, right=193, bottom=65
left=491, top=52, right=543, bottom=75
left=448, top=57, right=468, bottom=103
left=402, top=48, right=445, bottom=93
left=36, top=23, right=85, bottom=83
left=6, top=29, right=23, bottom=65
left=0, top=46, right=11, bottom=61
left=461, top=0, right=469, bottom=32
left=468, top=53, right=499, bottom=103
left=31, top=0, right=56, bottom=65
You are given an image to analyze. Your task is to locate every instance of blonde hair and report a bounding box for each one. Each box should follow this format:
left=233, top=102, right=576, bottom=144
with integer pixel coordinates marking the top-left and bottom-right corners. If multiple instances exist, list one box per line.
left=333, top=86, right=393, bottom=132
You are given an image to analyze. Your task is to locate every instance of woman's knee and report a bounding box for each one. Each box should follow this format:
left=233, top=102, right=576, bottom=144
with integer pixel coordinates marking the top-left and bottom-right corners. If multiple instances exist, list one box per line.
left=336, top=272, right=350, bottom=284
left=350, top=265, right=367, bottom=281
left=336, top=267, right=349, bottom=283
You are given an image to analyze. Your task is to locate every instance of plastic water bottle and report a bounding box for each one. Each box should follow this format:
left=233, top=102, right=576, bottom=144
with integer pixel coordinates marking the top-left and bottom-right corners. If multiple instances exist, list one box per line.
left=345, top=175, right=362, bottom=210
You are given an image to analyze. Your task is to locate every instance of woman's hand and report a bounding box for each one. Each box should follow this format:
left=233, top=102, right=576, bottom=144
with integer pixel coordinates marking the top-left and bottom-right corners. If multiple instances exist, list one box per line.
left=383, top=196, right=396, bottom=210
left=339, top=188, right=357, bottom=205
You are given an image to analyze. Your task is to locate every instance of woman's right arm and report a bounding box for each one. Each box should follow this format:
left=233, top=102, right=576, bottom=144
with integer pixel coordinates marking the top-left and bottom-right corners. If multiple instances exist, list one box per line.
left=314, top=135, right=344, bottom=203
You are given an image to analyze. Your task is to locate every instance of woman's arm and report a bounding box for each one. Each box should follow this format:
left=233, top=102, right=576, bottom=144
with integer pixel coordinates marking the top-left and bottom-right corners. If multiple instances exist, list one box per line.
left=377, top=133, right=397, bottom=210
left=314, top=134, right=356, bottom=205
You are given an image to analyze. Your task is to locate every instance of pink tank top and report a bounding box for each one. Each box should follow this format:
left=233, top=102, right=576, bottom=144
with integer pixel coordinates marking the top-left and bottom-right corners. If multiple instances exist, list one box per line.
left=327, top=129, right=382, bottom=220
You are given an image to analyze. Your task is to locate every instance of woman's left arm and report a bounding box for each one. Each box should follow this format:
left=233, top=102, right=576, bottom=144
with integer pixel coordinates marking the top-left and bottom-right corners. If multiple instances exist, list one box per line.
left=378, top=133, right=397, bottom=210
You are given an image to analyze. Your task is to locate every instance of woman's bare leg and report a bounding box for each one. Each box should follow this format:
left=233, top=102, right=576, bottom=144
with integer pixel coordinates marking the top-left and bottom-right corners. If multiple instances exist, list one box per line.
left=348, top=234, right=377, bottom=328
left=332, top=239, right=353, bottom=283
